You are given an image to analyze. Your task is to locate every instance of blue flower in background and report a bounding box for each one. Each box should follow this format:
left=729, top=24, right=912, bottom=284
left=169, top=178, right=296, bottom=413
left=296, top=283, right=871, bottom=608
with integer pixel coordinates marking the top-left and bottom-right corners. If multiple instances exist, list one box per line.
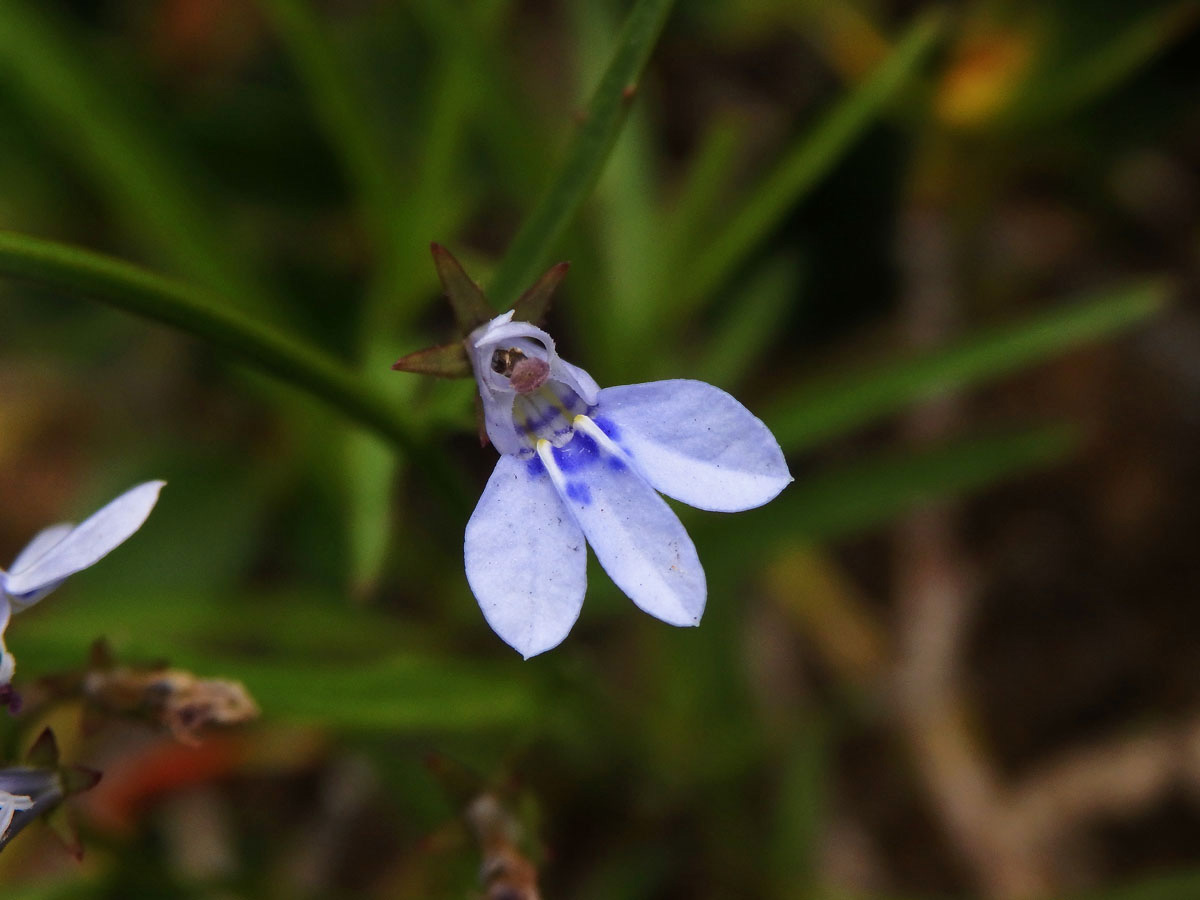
left=0, top=480, right=165, bottom=687
left=0, top=789, right=33, bottom=841
left=464, top=312, right=791, bottom=658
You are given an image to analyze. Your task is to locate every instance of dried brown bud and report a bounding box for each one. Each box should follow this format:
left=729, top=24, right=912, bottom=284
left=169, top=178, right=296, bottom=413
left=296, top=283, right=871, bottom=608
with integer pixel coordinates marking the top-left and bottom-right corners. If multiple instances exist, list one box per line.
left=83, top=666, right=259, bottom=745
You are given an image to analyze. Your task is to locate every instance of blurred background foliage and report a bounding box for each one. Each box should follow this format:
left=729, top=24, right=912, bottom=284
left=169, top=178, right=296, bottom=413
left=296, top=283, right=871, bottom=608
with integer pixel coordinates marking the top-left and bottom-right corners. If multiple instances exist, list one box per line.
left=0, top=0, right=1197, bottom=896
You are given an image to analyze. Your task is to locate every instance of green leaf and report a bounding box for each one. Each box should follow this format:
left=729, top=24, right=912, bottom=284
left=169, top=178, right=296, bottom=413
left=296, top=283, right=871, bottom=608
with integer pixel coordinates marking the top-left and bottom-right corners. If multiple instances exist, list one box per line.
left=0, top=230, right=469, bottom=512
left=767, top=718, right=829, bottom=894
left=702, top=426, right=1077, bottom=560
left=486, top=0, right=678, bottom=309
left=0, top=0, right=277, bottom=316
left=766, top=280, right=1166, bottom=453
left=677, top=10, right=945, bottom=306
left=259, top=0, right=405, bottom=267
left=697, top=252, right=804, bottom=389
left=1006, top=2, right=1200, bottom=129
left=15, top=589, right=537, bottom=733
left=226, top=656, right=538, bottom=732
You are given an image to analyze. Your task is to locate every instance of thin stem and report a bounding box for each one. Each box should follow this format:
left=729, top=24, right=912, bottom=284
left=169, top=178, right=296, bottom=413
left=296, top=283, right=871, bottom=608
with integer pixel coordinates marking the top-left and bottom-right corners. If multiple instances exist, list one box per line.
left=0, top=230, right=469, bottom=512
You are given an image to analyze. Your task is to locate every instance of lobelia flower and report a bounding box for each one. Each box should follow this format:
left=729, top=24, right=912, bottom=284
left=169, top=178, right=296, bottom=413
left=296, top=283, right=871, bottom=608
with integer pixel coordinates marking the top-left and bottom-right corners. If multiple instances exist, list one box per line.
left=0, top=728, right=102, bottom=854
left=394, top=246, right=791, bottom=659
left=462, top=311, right=791, bottom=657
left=0, top=481, right=165, bottom=690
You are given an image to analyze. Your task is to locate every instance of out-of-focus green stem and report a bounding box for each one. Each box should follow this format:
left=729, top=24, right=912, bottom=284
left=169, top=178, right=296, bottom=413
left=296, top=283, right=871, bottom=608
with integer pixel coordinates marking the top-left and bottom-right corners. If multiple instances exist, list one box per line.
left=765, top=279, right=1169, bottom=452
left=679, top=10, right=945, bottom=305
left=0, top=231, right=469, bottom=511
left=0, top=0, right=278, bottom=317
left=258, top=0, right=404, bottom=273
left=486, top=0, right=677, bottom=309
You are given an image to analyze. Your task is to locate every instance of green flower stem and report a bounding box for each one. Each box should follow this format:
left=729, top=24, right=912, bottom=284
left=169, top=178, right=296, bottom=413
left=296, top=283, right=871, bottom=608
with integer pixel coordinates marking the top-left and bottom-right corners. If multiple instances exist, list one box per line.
left=0, top=230, right=469, bottom=512
left=486, top=0, right=677, bottom=309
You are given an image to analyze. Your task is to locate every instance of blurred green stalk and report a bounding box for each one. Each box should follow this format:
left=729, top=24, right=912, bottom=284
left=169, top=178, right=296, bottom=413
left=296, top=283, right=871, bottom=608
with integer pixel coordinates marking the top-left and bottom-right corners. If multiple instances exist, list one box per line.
left=486, top=0, right=677, bottom=309
left=0, top=230, right=468, bottom=511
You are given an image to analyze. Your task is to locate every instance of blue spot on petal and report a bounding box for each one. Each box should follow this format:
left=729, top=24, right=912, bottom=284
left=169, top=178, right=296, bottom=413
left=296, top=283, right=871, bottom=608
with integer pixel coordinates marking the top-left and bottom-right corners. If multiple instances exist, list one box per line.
left=525, top=456, right=545, bottom=478
left=607, top=455, right=627, bottom=472
left=552, top=432, right=600, bottom=473
left=565, top=481, right=592, bottom=505
left=592, top=416, right=620, bottom=440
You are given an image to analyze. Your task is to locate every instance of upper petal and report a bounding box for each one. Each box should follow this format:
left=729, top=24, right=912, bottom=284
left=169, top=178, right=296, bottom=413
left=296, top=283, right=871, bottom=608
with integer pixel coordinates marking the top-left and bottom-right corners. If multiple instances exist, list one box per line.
left=465, top=455, right=587, bottom=658
left=539, top=422, right=706, bottom=628
left=2, top=481, right=165, bottom=601
left=595, top=380, right=791, bottom=512
left=8, top=523, right=74, bottom=575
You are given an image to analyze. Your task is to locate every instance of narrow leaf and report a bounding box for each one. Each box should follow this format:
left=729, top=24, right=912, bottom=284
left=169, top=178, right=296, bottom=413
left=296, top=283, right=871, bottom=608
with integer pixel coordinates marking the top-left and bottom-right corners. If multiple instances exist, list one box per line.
left=766, top=280, right=1167, bottom=452
left=679, top=11, right=945, bottom=306
left=0, top=0, right=277, bottom=315
left=487, top=0, right=678, bottom=309
left=702, top=426, right=1077, bottom=561
left=0, top=231, right=469, bottom=512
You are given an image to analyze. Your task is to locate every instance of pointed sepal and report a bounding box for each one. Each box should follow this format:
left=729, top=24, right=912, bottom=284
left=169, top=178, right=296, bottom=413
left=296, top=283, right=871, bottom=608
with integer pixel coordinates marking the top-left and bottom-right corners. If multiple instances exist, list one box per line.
left=44, top=805, right=85, bottom=860
left=431, top=243, right=495, bottom=332
left=59, top=766, right=101, bottom=797
left=391, top=341, right=473, bottom=378
left=25, top=727, right=60, bottom=769
left=511, top=261, right=569, bottom=325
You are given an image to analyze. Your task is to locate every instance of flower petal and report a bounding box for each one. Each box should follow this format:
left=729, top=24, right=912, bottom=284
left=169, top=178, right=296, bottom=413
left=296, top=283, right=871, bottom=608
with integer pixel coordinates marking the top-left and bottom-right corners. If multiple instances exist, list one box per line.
left=465, top=455, right=586, bottom=658
left=539, top=423, right=706, bottom=627
left=0, top=598, right=13, bottom=685
left=595, top=380, right=791, bottom=512
left=7, top=524, right=74, bottom=580
left=2, top=481, right=165, bottom=602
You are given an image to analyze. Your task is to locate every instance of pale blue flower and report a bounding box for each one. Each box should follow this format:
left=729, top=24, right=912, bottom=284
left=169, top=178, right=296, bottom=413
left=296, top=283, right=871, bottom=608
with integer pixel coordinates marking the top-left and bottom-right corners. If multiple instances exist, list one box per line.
left=0, top=789, right=33, bottom=841
left=0, top=480, right=165, bottom=686
left=464, top=312, right=791, bottom=658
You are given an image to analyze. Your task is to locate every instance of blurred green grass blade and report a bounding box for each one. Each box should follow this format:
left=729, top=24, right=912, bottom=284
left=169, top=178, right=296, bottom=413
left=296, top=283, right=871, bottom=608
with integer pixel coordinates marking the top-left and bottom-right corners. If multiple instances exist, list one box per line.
left=17, top=590, right=537, bottom=732
left=577, top=0, right=663, bottom=365
left=486, top=0, right=677, bottom=309
left=345, top=428, right=397, bottom=597
left=781, top=426, right=1076, bottom=541
left=678, top=11, right=944, bottom=306
left=227, top=656, right=538, bottom=731
left=658, top=116, right=742, bottom=292
left=768, top=719, right=829, bottom=896
left=0, top=231, right=468, bottom=510
left=1009, top=2, right=1200, bottom=129
left=697, top=252, right=803, bottom=388
left=1070, top=870, right=1200, bottom=900
left=258, top=0, right=404, bottom=266
left=0, top=0, right=276, bottom=315
left=767, top=280, right=1166, bottom=453
left=704, top=426, right=1076, bottom=557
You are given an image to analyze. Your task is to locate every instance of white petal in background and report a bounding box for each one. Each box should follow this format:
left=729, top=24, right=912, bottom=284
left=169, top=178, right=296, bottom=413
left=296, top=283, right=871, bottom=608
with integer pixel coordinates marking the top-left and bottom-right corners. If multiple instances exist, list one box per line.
left=2, top=480, right=166, bottom=604
left=0, top=600, right=13, bottom=684
left=8, top=523, right=74, bottom=576
left=540, top=430, right=706, bottom=628
left=465, top=455, right=587, bottom=658
left=595, top=380, right=791, bottom=512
